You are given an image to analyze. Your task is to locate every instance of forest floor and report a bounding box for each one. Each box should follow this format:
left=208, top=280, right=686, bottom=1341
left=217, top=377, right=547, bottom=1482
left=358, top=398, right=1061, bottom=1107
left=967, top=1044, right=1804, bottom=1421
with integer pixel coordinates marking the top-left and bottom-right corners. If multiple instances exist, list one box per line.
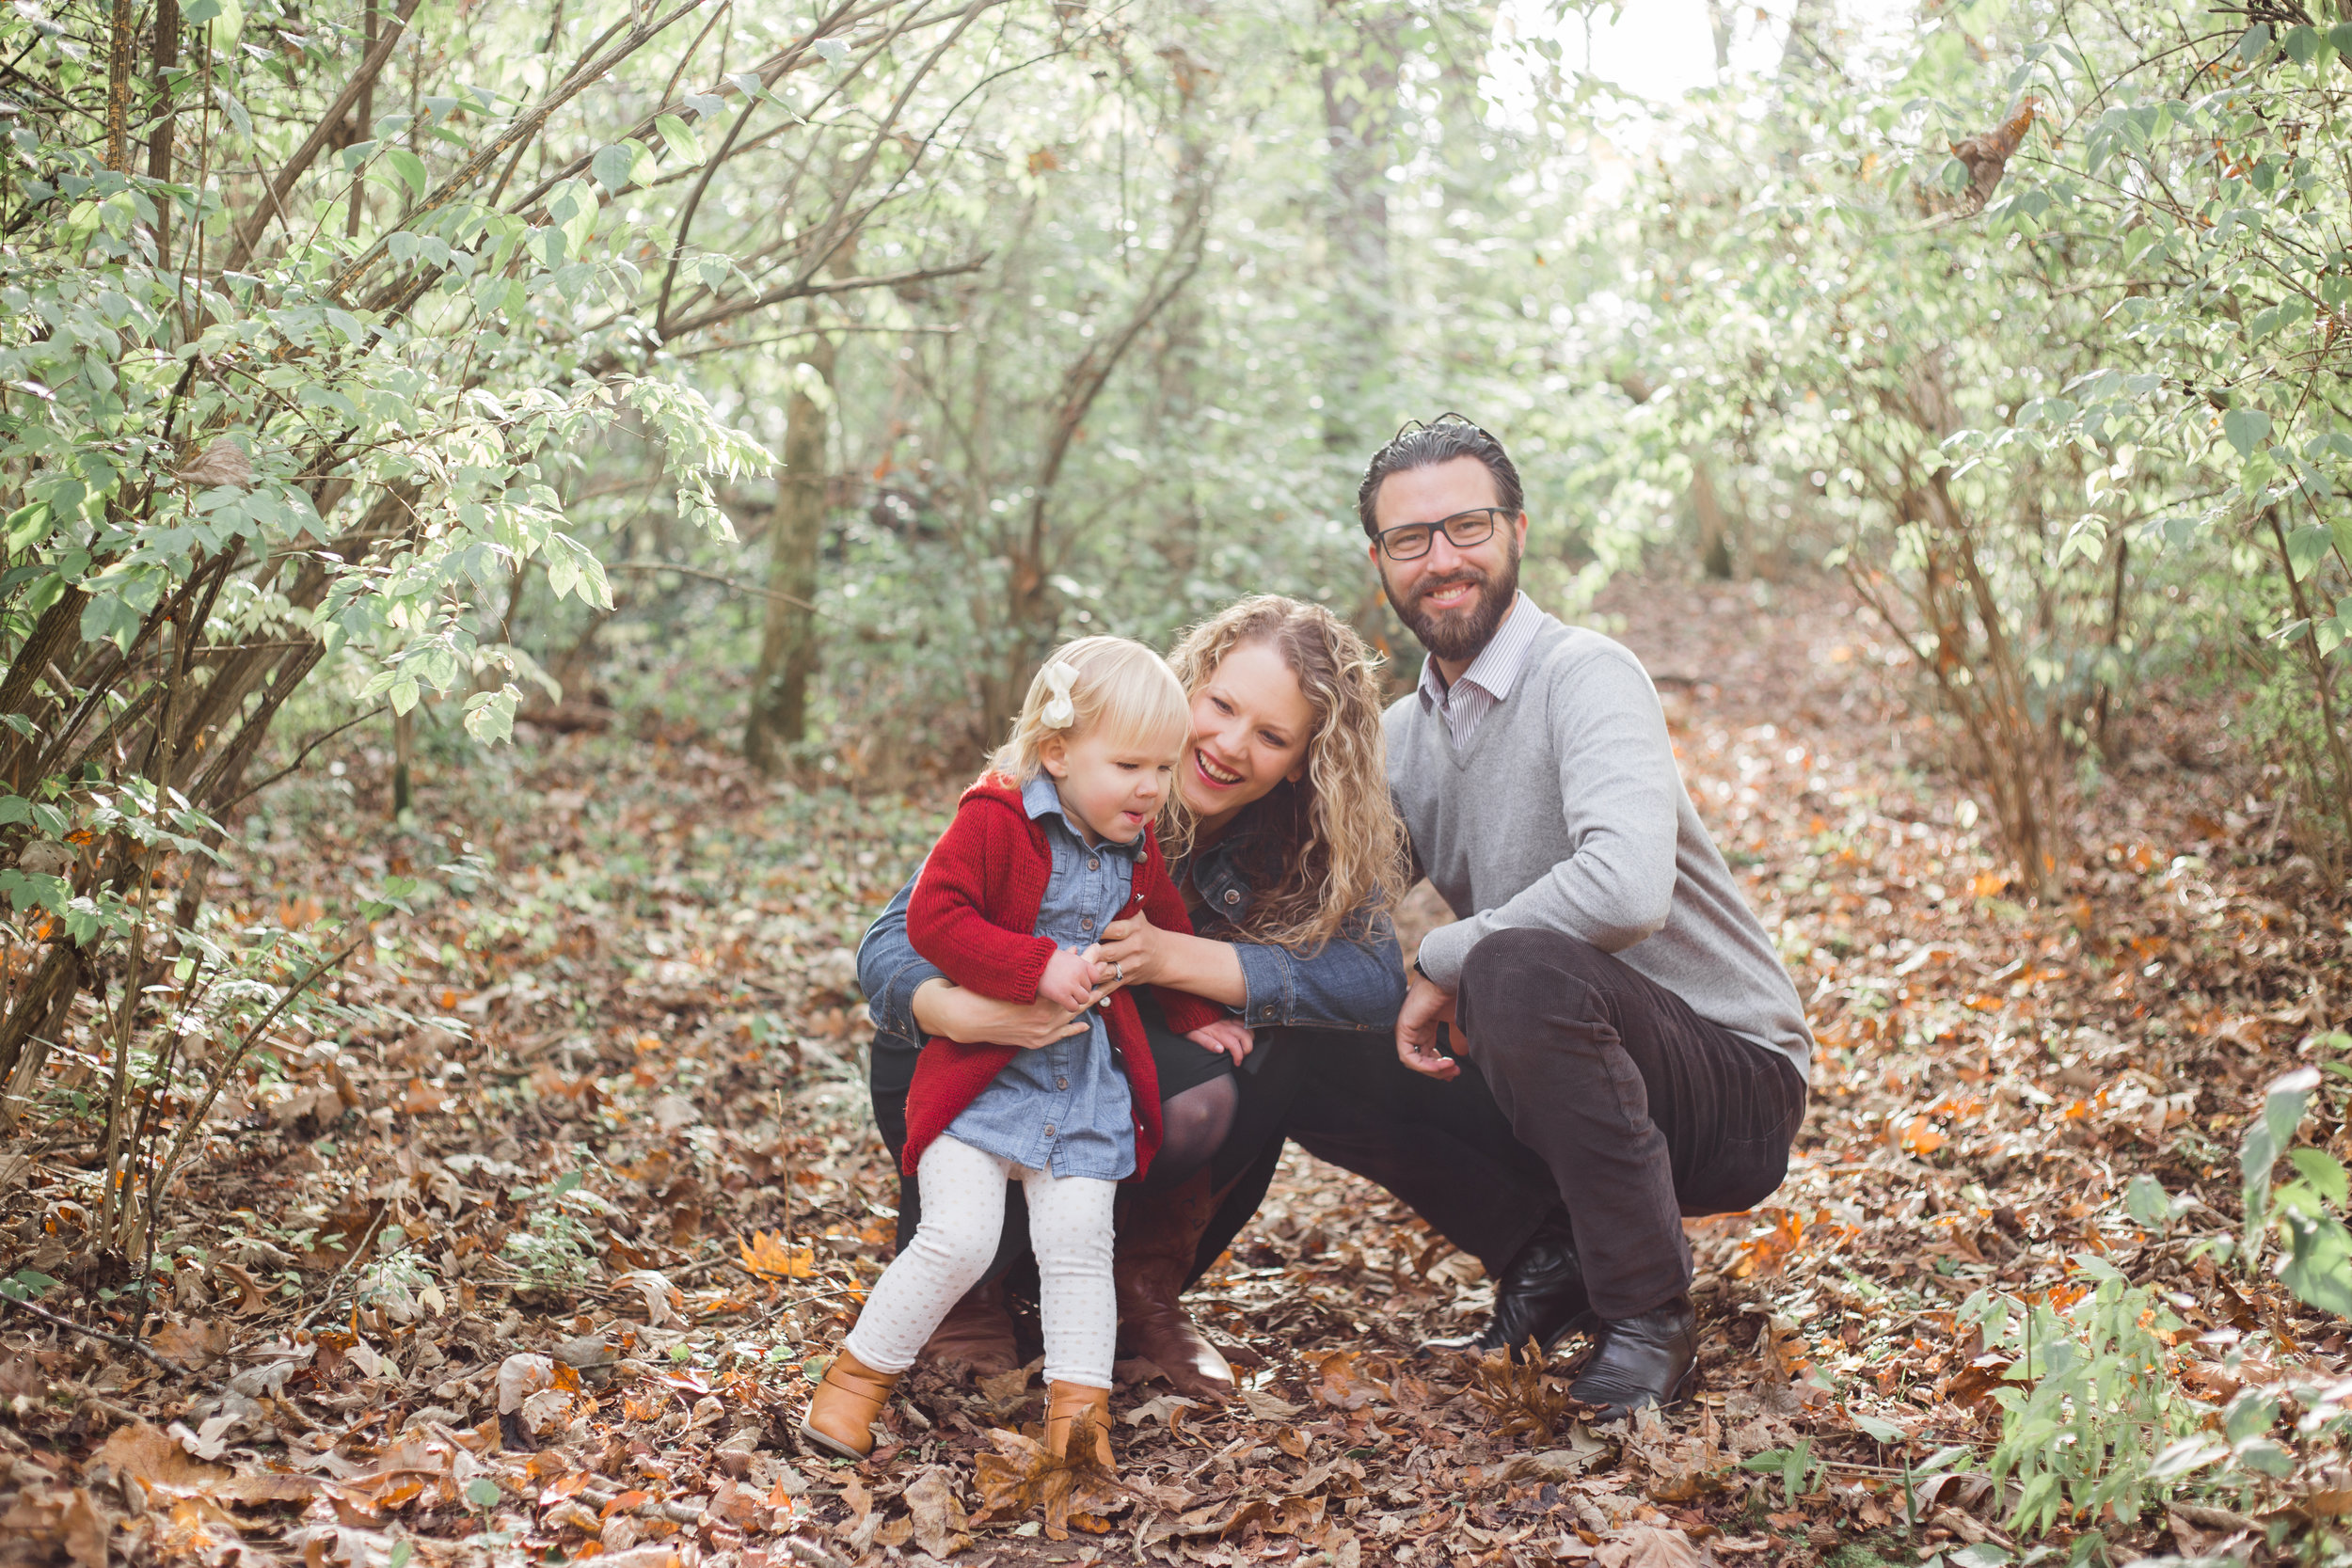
left=2, top=570, right=2345, bottom=1568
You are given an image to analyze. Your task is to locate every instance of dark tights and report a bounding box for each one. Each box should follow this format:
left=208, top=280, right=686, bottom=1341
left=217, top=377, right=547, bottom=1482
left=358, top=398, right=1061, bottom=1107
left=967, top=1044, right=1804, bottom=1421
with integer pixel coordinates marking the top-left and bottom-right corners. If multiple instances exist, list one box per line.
left=1138, top=1074, right=1237, bottom=1194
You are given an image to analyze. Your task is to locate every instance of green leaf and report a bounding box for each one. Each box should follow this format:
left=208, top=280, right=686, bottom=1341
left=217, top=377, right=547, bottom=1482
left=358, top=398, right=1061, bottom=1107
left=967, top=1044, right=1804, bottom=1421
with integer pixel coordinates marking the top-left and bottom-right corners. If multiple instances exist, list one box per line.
left=655, top=114, right=703, bottom=165
left=2279, top=1210, right=2352, bottom=1316
left=388, top=1542, right=412, bottom=1568
left=2288, top=1147, right=2350, bottom=1207
left=385, top=148, right=429, bottom=199
left=2223, top=406, right=2272, bottom=455
left=2287, top=524, right=2333, bottom=578
left=464, top=1477, right=501, bottom=1509
left=1949, top=1546, right=2012, bottom=1568
left=0, top=1268, right=59, bottom=1302
left=1852, top=1414, right=1909, bottom=1444
left=2124, top=1173, right=2172, bottom=1232
left=2283, top=24, right=2325, bottom=64
left=592, top=144, right=635, bottom=194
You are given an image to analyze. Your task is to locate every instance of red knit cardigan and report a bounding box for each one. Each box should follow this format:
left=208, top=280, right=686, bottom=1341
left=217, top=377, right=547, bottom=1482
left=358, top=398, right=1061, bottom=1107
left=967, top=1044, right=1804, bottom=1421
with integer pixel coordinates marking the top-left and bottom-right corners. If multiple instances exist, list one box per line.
left=901, top=776, right=1225, bottom=1180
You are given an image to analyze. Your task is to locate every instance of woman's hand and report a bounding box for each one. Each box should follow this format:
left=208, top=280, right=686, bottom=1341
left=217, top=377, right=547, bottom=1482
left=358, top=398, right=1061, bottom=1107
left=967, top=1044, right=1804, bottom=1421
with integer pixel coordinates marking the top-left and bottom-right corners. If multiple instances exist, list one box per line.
left=1184, top=1018, right=1255, bottom=1066
left=912, top=978, right=1094, bottom=1052
left=1084, top=910, right=1171, bottom=988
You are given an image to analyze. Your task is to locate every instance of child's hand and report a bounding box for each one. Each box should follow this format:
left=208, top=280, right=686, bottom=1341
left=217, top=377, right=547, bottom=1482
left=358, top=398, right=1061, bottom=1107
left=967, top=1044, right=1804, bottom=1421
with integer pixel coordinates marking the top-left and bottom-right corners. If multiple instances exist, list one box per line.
left=1039, top=948, right=1102, bottom=1014
left=1184, top=1018, right=1254, bottom=1066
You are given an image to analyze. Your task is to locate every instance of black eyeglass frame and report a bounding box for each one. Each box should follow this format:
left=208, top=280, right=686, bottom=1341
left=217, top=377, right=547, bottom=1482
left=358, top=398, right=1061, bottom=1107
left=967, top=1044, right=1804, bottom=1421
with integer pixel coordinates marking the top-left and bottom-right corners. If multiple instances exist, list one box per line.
left=1371, top=506, right=1512, bottom=562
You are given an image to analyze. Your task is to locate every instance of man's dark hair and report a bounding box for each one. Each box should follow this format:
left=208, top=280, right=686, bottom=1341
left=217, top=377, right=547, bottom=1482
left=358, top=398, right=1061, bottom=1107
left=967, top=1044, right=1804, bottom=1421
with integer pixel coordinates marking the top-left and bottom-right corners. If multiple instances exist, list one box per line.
left=1355, top=414, right=1524, bottom=538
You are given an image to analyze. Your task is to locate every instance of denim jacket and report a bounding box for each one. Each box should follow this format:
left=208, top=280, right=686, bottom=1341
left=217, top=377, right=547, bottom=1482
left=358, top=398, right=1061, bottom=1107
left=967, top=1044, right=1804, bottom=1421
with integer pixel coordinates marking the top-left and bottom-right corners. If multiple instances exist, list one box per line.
left=859, top=796, right=1406, bottom=1056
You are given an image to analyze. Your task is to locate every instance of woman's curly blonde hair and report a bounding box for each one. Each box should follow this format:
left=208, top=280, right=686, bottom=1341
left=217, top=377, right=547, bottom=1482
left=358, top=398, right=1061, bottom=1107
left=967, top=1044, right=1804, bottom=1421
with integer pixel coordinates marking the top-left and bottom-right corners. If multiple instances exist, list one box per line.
left=1167, top=596, right=1411, bottom=953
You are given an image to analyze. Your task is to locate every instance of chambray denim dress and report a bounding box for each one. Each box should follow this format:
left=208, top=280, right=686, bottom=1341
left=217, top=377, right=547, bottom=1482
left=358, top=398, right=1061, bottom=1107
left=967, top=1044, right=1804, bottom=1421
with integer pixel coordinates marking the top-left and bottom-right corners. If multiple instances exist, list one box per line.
left=939, top=774, right=1141, bottom=1181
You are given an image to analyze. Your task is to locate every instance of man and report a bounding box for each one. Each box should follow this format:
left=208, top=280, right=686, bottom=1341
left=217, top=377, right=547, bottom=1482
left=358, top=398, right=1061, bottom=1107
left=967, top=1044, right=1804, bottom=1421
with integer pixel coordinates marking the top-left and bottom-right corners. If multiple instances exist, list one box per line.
left=1362, top=414, right=1813, bottom=1419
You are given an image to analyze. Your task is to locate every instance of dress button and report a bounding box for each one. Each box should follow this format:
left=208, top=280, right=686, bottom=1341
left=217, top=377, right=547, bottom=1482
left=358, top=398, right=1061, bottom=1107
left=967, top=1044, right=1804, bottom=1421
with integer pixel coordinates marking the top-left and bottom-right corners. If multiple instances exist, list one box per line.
left=1082, top=916, right=1094, bottom=931
left=1089, top=857, right=1100, bottom=870
left=1043, top=1123, right=1057, bottom=1137
left=1223, top=889, right=1241, bottom=906
left=1057, top=1076, right=1069, bottom=1090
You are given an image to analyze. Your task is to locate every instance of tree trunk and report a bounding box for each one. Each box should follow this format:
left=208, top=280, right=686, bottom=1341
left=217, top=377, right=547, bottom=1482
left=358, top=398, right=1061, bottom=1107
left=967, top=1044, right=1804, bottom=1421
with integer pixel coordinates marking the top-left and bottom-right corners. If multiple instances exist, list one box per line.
left=743, top=331, right=837, bottom=773
left=104, top=0, right=136, bottom=173
left=1319, top=0, right=1397, bottom=453
left=1689, top=456, right=1738, bottom=580
left=150, top=0, right=179, bottom=251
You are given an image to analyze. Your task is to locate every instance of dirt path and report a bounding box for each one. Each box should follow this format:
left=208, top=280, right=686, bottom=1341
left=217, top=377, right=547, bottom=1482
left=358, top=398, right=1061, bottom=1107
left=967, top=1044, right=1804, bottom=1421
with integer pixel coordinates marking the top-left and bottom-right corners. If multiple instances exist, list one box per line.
left=1, top=570, right=2340, bottom=1568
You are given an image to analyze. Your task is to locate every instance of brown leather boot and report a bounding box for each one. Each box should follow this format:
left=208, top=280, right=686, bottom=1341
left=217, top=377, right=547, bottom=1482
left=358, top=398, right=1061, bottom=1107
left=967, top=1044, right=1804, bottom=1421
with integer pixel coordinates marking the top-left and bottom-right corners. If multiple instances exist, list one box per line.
left=1043, top=1381, right=1114, bottom=1472
left=917, top=1278, right=1022, bottom=1374
left=799, top=1345, right=899, bottom=1461
left=1114, top=1168, right=1235, bottom=1400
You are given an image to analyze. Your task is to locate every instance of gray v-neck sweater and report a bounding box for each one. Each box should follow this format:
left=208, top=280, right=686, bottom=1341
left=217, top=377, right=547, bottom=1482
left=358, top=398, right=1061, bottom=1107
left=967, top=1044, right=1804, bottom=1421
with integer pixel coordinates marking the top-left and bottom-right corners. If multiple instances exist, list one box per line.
left=1386, top=609, right=1812, bottom=1078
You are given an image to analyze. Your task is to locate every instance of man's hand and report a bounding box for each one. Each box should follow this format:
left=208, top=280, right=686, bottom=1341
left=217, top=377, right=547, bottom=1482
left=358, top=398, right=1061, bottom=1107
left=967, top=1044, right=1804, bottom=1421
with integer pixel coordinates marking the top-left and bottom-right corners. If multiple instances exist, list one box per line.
left=1184, top=1018, right=1255, bottom=1066
left=1039, top=948, right=1102, bottom=1014
left=1395, top=970, right=1462, bottom=1081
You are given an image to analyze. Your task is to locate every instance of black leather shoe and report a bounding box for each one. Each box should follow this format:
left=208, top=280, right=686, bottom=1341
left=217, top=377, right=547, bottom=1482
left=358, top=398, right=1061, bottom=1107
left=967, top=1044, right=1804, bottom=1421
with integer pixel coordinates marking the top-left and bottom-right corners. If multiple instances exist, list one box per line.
left=1569, top=1295, right=1698, bottom=1421
left=1421, top=1212, right=1597, bottom=1361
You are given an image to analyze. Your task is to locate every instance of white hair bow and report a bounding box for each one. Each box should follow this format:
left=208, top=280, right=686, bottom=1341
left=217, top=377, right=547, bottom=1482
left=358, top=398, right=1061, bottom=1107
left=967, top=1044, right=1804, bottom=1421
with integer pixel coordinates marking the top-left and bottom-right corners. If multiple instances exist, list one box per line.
left=1040, top=659, right=1080, bottom=729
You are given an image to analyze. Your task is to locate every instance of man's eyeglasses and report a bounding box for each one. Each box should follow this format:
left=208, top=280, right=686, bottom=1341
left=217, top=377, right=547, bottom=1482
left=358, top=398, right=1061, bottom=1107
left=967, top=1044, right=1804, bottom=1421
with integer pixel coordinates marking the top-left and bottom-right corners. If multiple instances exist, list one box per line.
left=1372, top=507, right=1509, bottom=562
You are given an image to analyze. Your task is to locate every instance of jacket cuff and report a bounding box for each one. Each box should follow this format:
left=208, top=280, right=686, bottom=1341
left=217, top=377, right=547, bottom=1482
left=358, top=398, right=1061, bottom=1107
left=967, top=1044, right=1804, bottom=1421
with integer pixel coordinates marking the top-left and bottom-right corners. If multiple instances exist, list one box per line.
left=1232, top=942, right=1294, bottom=1028
left=1414, top=917, right=1484, bottom=991
left=871, top=956, right=946, bottom=1038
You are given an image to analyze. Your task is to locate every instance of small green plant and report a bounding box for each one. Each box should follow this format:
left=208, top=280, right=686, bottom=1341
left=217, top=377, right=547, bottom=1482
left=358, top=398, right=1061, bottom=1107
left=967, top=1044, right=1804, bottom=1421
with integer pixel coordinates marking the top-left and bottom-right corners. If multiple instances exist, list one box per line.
left=1742, top=1437, right=1823, bottom=1506
left=2242, top=1056, right=2352, bottom=1318
left=500, top=1166, right=609, bottom=1289
left=1964, top=1259, right=2197, bottom=1535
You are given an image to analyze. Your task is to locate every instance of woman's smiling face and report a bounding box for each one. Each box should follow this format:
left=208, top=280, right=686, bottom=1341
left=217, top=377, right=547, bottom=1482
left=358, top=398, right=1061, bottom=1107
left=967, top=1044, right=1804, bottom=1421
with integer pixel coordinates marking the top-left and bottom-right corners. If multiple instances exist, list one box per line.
left=1182, top=639, right=1314, bottom=831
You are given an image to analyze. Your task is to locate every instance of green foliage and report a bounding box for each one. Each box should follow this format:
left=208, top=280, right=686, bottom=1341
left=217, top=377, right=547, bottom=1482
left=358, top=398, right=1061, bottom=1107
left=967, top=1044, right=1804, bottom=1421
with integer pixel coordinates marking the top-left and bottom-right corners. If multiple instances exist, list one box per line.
left=2240, top=1053, right=2352, bottom=1319
left=1964, top=1260, right=2198, bottom=1534
left=1741, top=1437, right=1822, bottom=1506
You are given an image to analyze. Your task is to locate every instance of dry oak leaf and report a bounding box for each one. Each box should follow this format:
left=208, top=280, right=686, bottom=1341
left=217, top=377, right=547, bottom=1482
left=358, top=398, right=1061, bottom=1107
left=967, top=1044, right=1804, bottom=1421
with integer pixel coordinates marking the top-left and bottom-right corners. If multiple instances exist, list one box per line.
left=1491, top=1430, right=1611, bottom=1484
left=901, top=1465, right=972, bottom=1559
left=971, top=1422, right=1125, bottom=1539
left=739, top=1228, right=816, bottom=1280
left=1313, top=1350, right=1387, bottom=1411
left=147, top=1319, right=233, bottom=1371
left=176, top=439, right=253, bottom=490
left=95, top=1420, right=318, bottom=1510
left=1237, top=1386, right=1302, bottom=1421
left=1948, top=98, right=2040, bottom=210
left=1594, top=1524, right=1710, bottom=1568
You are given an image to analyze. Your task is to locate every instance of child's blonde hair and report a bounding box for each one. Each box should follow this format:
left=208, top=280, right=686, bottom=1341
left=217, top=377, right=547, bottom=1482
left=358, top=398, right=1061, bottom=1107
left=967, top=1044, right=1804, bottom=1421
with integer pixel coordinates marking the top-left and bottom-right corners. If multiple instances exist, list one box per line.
left=989, top=637, right=1190, bottom=785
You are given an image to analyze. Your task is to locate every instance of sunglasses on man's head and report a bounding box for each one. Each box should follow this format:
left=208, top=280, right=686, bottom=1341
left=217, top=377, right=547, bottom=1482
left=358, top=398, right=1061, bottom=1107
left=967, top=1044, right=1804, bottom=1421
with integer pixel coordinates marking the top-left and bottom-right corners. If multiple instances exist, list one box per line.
left=1390, top=411, right=1497, bottom=445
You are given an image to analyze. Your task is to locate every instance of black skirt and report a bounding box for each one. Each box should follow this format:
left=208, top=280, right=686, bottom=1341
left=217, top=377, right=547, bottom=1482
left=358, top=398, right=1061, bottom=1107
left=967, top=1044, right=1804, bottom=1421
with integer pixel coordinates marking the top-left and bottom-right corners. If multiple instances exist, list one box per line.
left=1135, top=988, right=1238, bottom=1100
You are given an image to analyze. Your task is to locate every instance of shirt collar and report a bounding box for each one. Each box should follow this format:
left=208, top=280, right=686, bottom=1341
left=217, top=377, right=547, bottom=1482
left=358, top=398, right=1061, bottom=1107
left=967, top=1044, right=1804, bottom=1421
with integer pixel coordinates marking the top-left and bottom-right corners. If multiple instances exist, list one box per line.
left=1019, top=772, right=1141, bottom=856
left=1416, top=590, right=1541, bottom=709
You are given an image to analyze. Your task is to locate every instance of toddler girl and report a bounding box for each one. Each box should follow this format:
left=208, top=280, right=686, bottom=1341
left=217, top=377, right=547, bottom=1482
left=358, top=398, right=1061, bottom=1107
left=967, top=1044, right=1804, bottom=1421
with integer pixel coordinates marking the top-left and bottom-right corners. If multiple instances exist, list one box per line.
left=800, top=637, right=1248, bottom=1470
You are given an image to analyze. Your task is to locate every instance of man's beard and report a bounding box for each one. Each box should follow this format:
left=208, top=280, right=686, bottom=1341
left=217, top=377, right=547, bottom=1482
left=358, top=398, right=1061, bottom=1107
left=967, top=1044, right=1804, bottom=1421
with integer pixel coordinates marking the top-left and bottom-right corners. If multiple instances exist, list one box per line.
left=1385, top=542, right=1522, bottom=665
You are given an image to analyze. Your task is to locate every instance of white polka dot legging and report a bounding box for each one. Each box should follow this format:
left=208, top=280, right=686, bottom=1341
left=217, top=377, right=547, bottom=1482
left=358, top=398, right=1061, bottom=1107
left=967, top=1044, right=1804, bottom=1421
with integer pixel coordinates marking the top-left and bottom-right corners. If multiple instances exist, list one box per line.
left=842, top=1134, right=1118, bottom=1389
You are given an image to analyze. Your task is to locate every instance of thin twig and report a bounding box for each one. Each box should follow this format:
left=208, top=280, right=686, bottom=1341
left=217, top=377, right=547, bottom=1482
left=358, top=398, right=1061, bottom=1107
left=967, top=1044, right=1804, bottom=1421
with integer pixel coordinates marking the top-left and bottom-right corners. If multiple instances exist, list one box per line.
left=287, top=1205, right=394, bottom=1338
left=0, top=1290, right=221, bottom=1386
left=605, top=562, right=833, bottom=617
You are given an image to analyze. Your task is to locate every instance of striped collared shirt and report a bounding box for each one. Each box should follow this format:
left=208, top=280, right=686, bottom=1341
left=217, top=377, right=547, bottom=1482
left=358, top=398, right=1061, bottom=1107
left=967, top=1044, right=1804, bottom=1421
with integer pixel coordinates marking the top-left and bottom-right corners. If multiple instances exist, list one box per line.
left=1415, top=590, right=1544, bottom=751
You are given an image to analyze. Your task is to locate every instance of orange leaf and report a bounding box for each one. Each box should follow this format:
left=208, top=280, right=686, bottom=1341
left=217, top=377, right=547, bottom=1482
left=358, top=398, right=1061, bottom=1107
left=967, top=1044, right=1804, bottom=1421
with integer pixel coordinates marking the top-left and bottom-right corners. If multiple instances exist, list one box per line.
left=1899, top=1117, right=1946, bottom=1156
left=739, top=1229, right=815, bottom=1280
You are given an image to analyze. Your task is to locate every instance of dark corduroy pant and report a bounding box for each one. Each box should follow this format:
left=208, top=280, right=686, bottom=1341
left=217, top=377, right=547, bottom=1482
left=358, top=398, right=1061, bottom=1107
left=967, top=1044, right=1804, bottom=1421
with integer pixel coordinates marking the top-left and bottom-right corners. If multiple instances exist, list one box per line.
left=1450, top=927, right=1809, bottom=1318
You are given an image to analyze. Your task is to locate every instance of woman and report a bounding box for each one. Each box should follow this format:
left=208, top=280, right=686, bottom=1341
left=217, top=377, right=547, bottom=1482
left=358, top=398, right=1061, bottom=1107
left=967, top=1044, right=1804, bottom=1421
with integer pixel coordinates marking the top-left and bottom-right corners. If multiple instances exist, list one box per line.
left=857, top=595, right=1410, bottom=1398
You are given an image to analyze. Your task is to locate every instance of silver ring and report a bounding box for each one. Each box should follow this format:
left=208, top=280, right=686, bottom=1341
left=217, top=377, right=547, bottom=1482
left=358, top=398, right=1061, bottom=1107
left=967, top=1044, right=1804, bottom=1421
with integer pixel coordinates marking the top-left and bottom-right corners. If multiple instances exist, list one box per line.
left=1112, top=960, right=1124, bottom=983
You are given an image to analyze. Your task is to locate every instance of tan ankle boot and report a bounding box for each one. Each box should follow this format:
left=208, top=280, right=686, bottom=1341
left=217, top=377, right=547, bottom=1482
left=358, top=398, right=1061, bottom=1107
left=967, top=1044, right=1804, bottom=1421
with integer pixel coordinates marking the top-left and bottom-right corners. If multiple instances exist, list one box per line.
left=1043, top=1381, right=1114, bottom=1472
left=799, top=1346, right=899, bottom=1460
left=918, top=1278, right=1021, bottom=1374
left=1114, top=1169, right=1234, bottom=1400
